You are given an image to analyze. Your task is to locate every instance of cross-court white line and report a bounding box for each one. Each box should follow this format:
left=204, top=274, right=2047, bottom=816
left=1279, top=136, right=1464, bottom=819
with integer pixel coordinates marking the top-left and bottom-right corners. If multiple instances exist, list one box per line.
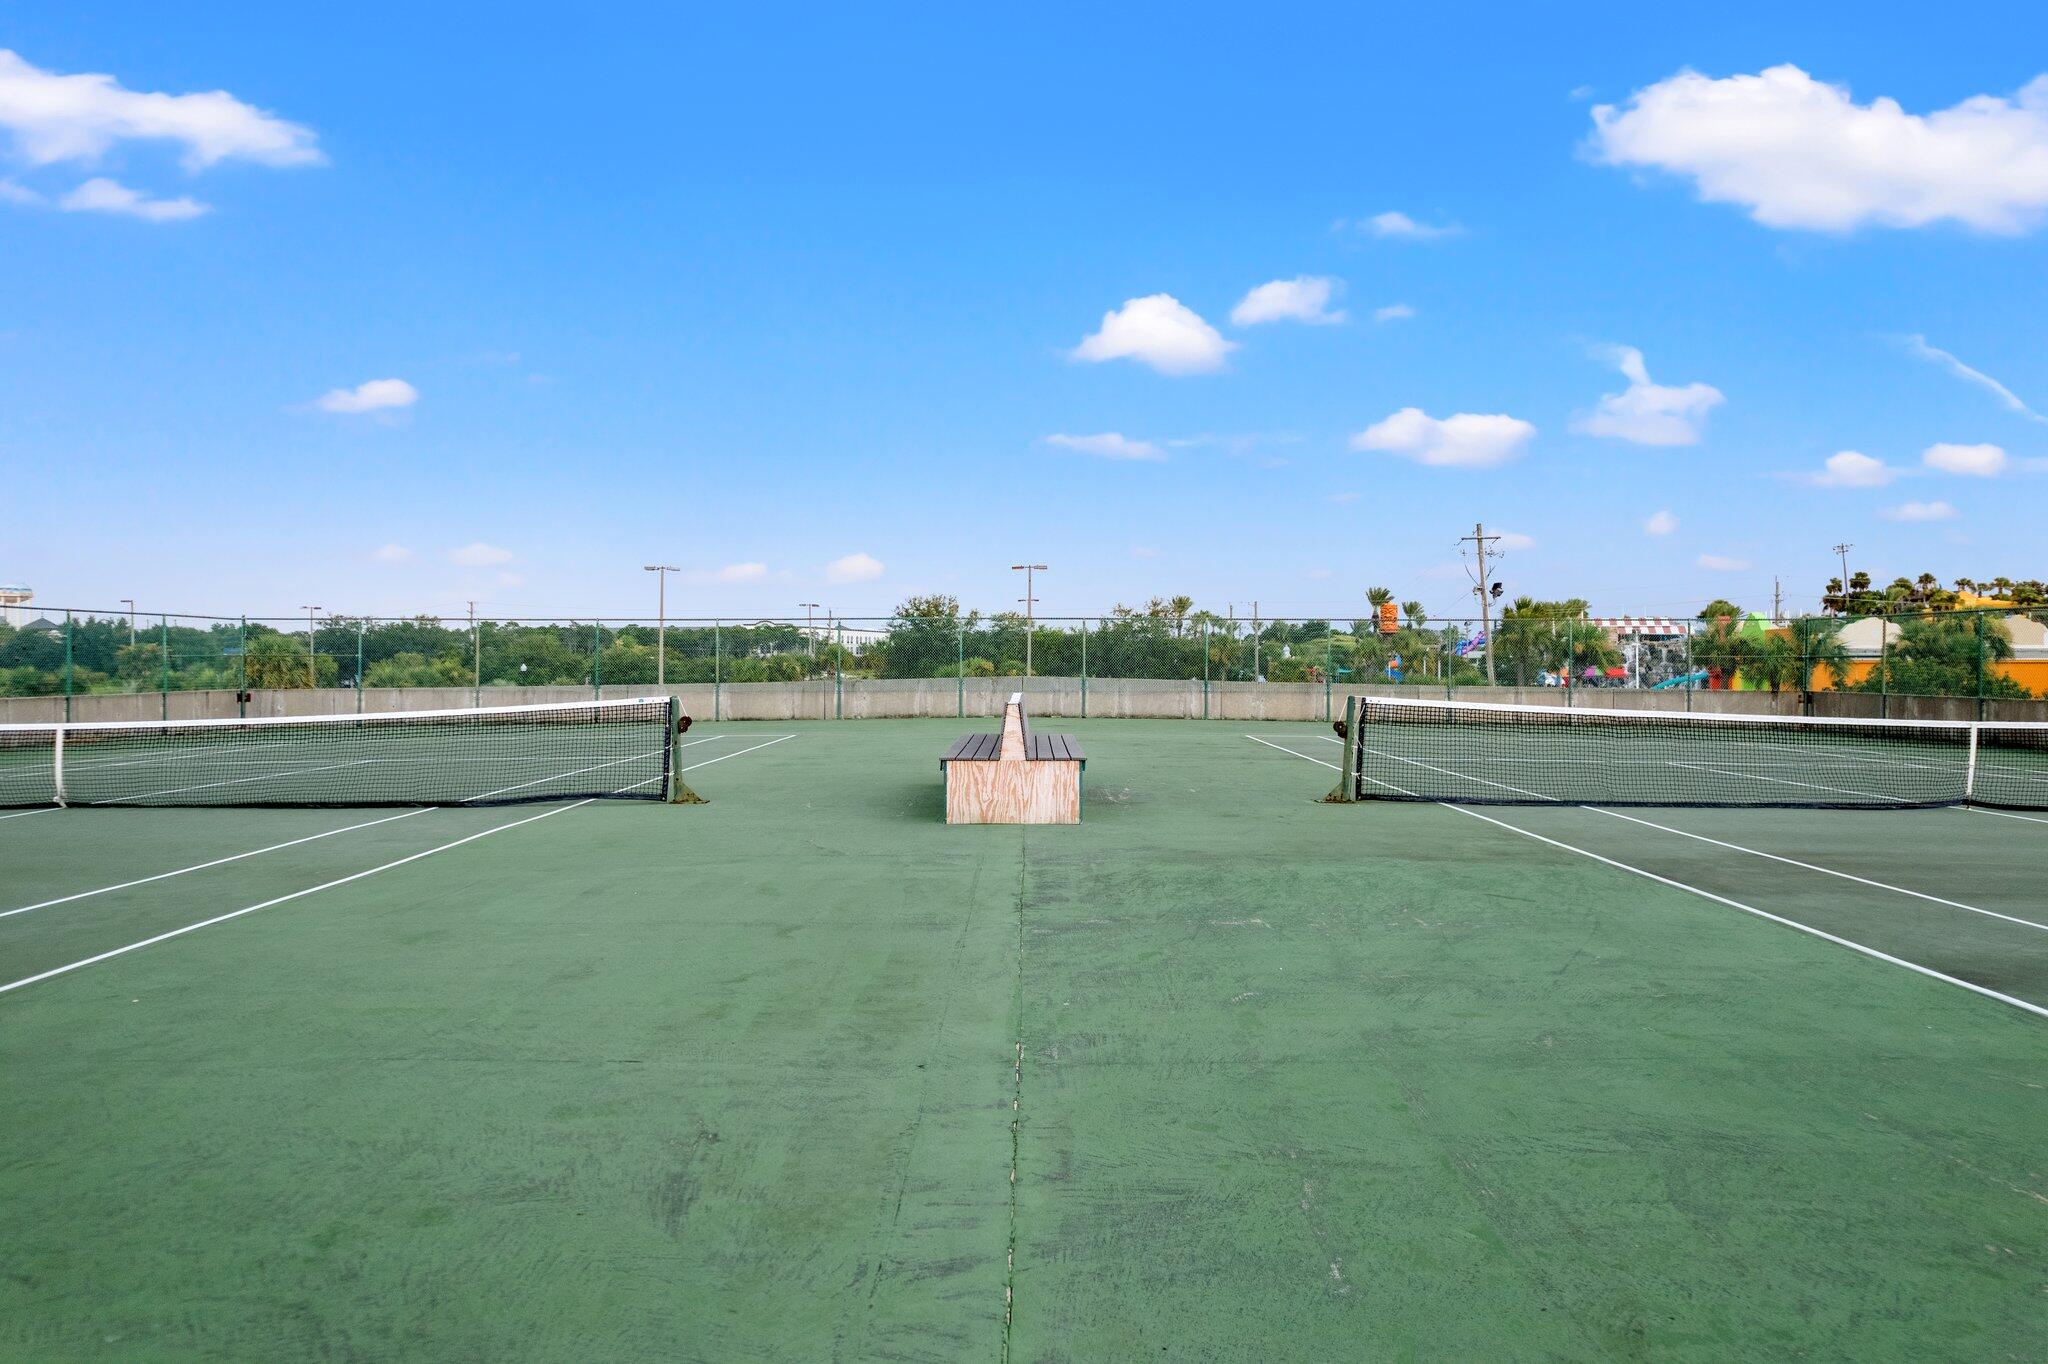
left=1332, top=737, right=2048, bottom=934
left=0, top=809, right=434, bottom=920
left=1247, top=734, right=2048, bottom=1021
left=0, top=806, right=63, bottom=822
left=0, top=800, right=594, bottom=997
left=681, top=735, right=795, bottom=768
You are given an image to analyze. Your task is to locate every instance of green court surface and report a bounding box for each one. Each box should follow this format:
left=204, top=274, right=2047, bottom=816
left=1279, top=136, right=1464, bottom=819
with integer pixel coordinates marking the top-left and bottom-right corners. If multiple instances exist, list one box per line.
left=3, top=718, right=2044, bottom=1360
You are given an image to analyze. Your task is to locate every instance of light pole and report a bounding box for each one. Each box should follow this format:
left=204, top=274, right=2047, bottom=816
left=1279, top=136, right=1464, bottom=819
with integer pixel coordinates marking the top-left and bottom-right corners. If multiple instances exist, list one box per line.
left=301, top=606, right=321, bottom=688
left=120, top=598, right=136, bottom=646
left=1011, top=563, right=1047, bottom=677
left=799, top=602, right=821, bottom=659
left=644, top=565, right=679, bottom=685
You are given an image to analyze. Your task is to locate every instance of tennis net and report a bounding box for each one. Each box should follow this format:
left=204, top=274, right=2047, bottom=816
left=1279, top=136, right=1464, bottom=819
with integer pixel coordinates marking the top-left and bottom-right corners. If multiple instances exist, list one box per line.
left=1337, top=695, right=2048, bottom=810
left=0, top=697, right=683, bottom=809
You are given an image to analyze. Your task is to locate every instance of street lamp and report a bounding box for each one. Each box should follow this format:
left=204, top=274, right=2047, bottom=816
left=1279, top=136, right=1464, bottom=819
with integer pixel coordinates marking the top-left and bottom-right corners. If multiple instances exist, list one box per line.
left=119, top=598, right=136, bottom=646
left=644, top=565, right=679, bottom=686
left=1011, top=563, right=1047, bottom=678
left=799, top=602, right=821, bottom=659
left=301, top=606, right=321, bottom=688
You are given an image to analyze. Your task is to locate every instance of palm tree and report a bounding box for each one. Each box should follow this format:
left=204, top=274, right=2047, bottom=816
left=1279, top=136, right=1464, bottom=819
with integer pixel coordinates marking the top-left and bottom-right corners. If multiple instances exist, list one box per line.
left=1402, top=601, right=1427, bottom=630
left=1788, top=616, right=1850, bottom=690
left=1366, top=586, right=1394, bottom=607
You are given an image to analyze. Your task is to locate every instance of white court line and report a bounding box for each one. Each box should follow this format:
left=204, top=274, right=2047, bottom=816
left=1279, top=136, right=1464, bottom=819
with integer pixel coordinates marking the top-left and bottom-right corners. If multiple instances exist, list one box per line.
left=0, top=728, right=793, bottom=983
left=680, top=735, right=796, bottom=768
left=0, top=801, right=593, bottom=997
left=1247, top=734, right=2048, bottom=1021
left=0, top=806, right=63, bottom=822
left=1, top=809, right=433, bottom=920
left=1329, top=737, right=2048, bottom=935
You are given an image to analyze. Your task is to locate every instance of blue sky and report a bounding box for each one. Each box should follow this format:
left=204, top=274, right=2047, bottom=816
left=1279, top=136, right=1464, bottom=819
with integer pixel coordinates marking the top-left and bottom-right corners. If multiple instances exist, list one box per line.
left=5, top=3, right=2048, bottom=625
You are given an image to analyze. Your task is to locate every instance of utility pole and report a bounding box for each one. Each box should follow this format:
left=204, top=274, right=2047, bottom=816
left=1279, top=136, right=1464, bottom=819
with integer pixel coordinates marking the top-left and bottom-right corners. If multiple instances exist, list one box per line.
left=301, top=606, right=321, bottom=687
left=1457, top=523, right=1502, bottom=685
left=1772, top=576, right=1784, bottom=625
left=120, top=598, right=136, bottom=646
left=643, top=565, right=678, bottom=685
left=799, top=602, right=821, bottom=659
left=1012, top=563, right=1046, bottom=677
left=1832, top=542, right=1853, bottom=612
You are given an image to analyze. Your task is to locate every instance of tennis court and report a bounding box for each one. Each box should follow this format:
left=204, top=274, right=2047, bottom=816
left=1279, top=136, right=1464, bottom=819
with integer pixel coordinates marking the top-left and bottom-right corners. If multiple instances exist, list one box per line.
left=3, top=713, right=2044, bottom=1359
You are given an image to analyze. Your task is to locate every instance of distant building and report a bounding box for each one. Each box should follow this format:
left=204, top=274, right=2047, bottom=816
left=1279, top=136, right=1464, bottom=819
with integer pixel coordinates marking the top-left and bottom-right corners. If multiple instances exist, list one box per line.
left=0, top=584, right=30, bottom=627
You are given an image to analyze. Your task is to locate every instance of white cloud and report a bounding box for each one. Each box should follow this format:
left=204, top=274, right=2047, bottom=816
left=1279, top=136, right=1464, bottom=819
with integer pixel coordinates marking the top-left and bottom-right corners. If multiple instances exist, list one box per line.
left=313, top=378, right=418, bottom=414
left=1589, top=65, right=2048, bottom=233
left=57, top=176, right=206, bottom=221
left=715, top=562, right=768, bottom=583
left=496, top=571, right=525, bottom=588
left=1496, top=531, right=1537, bottom=551
left=0, top=178, right=44, bottom=205
left=1045, top=432, right=1166, bottom=461
left=1697, top=554, right=1751, bottom=572
left=1807, top=450, right=1898, bottom=488
left=0, top=49, right=323, bottom=170
left=448, top=542, right=513, bottom=568
left=1364, top=210, right=1461, bottom=240
left=1572, top=345, right=1723, bottom=446
left=1643, top=510, right=1679, bottom=535
left=1230, top=276, right=1345, bottom=326
left=1070, top=294, right=1233, bottom=375
left=1373, top=303, right=1415, bottom=322
left=370, top=543, right=412, bottom=563
left=1900, top=335, right=2046, bottom=424
left=1882, top=500, right=1959, bottom=522
left=1350, top=407, right=1536, bottom=468
left=1923, top=441, right=2007, bottom=476
left=824, top=552, right=883, bottom=584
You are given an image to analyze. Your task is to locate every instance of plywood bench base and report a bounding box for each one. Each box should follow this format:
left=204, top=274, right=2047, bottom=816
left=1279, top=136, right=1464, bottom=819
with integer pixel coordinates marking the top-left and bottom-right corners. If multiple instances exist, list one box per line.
left=941, top=692, right=1085, bottom=824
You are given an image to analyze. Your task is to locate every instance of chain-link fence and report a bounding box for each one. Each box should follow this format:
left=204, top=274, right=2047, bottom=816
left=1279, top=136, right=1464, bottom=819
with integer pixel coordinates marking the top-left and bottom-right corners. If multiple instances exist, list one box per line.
left=6, top=605, right=2046, bottom=717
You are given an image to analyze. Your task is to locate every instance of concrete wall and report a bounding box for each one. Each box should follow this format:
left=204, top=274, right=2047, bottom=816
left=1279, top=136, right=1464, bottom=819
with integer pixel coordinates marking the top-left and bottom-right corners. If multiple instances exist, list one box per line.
left=4, top=678, right=2043, bottom=726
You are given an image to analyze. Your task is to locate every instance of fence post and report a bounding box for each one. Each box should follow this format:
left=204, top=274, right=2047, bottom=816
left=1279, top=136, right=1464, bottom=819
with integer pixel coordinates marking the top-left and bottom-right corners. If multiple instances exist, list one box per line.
left=714, top=621, right=722, bottom=722
left=1080, top=622, right=1088, bottom=719
left=592, top=623, right=603, bottom=699
left=356, top=621, right=366, bottom=713
left=956, top=627, right=964, bottom=718
left=834, top=622, right=843, bottom=720
left=62, top=611, right=73, bottom=722
left=1975, top=610, right=1987, bottom=721
left=238, top=616, right=248, bottom=718
left=1878, top=621, right=1890, bottom=719
left=1324, top=632, right=1333, bottom=720
left=160, top=614, right=170, bottom=719
left=1683, top=624, right=1693, bottom=712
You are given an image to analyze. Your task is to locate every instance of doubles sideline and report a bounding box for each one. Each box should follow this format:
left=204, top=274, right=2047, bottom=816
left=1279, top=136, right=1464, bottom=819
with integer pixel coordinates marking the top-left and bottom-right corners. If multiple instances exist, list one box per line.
left=1245, top=733, right=2048, bottom=1022
left=0, top=732, right=798, bottom=995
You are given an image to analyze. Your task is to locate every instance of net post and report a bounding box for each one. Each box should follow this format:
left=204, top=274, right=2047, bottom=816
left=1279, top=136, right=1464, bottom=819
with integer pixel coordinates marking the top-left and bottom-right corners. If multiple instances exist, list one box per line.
left=1964, top=724, right=1980, bottom=804
left=666, top=694, right=706, bottom=804
left=52, top=725, right=66, bottom=808
left=1324, top=694, right=1359, bottom=803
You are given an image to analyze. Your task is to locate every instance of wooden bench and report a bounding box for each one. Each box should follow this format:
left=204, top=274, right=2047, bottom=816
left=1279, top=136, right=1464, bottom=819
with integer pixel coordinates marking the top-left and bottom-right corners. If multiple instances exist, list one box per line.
left=941, top=692, right=1085, bottom=824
